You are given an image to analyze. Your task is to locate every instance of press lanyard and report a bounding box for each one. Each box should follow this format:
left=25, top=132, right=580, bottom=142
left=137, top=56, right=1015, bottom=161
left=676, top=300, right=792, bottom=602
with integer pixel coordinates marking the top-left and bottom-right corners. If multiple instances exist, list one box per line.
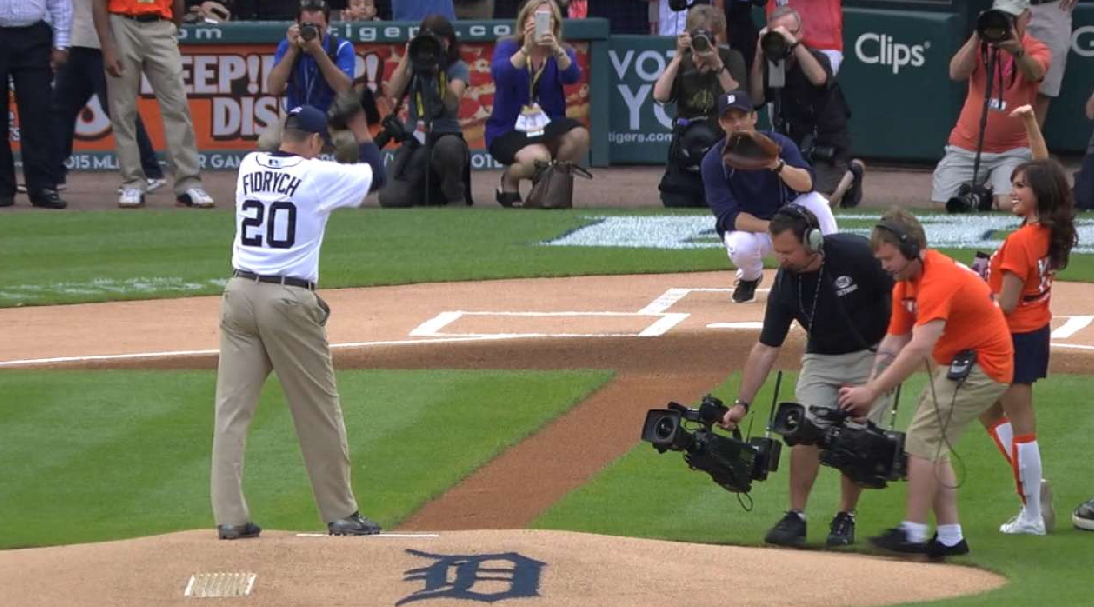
left=526, top=55, right=547, bottom=104
left=416, top=70, right=447, bottom=118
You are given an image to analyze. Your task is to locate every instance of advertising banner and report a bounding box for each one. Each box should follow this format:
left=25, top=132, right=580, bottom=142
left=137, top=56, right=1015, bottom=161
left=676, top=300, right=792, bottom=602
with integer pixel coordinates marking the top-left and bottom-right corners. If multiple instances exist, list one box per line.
left=606, top=36, right=675, bottom=164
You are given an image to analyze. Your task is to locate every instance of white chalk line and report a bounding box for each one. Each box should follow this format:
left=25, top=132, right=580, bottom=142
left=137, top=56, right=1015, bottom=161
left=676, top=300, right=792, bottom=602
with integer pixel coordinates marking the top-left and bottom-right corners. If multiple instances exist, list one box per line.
left=409, top=310, right=692, bottom=340
left=294, top=533, right=440, bottom=538
left=638, top=287, right=770, bottom=315
left=1052, top=316, right=1094, bottom=339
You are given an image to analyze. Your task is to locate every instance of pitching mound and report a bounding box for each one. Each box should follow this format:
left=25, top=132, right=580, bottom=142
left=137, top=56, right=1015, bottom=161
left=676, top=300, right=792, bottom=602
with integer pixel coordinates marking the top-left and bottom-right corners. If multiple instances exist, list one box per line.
left=1, top=529, right=1003, bottom=606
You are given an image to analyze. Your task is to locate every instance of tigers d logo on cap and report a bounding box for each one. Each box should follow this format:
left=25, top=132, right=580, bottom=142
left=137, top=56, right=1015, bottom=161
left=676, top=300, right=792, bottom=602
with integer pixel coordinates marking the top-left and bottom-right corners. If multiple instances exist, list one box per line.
left=718, top=90, right=755, bottom=115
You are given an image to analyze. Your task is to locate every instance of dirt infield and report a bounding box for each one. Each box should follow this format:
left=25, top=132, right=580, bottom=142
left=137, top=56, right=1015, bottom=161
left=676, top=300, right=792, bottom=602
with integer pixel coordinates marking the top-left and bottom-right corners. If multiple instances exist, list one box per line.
left=4, top=271, right=1094, bottom=605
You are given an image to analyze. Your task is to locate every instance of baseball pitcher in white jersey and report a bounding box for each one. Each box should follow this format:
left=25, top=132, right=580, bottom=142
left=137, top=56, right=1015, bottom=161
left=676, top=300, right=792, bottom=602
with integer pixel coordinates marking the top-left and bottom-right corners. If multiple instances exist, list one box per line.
left=211, top=104, right=386, bottom=539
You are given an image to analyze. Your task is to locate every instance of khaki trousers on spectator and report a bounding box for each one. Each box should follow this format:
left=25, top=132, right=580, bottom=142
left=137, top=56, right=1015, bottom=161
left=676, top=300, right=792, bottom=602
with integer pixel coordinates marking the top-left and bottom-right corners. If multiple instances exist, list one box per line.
left=211, top=277, right=359, bottom=526
left=106, top=15, right=201, bottom=194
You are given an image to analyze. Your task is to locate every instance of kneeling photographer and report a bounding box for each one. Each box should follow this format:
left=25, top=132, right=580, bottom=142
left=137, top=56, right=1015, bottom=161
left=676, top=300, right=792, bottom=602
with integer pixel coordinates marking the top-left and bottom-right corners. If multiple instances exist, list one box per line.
left=720, top=204, right=893, bottom=548
left=652, top=5, right=746, bottom=208
left=378, top=15, right=472, bottom=207
left=838, top=209, right=1013, bottom=559
left=932, top=0, right=1050, bottom=212
left=749, top=7, right=862, bottom=208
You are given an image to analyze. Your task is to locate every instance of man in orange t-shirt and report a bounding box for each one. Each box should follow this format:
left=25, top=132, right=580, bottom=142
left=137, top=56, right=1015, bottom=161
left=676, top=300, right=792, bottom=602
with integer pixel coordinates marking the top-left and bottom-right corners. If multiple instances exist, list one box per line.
left=765, top=0, right=843, bottom=73
left=931, top=0, right=1051, bottom=211
left=838, top=208, right=1013, bottom=559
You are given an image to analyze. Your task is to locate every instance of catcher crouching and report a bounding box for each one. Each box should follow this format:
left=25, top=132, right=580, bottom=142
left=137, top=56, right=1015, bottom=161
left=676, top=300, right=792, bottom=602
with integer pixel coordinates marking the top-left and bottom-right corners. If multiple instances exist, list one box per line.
left=701, top=90, right=838, bottom=304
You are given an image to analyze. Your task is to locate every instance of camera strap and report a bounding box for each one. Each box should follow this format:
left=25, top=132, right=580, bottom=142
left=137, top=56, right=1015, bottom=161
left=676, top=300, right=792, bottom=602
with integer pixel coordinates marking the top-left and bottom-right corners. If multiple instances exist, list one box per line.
left=415, top=69, right=446, bottom=119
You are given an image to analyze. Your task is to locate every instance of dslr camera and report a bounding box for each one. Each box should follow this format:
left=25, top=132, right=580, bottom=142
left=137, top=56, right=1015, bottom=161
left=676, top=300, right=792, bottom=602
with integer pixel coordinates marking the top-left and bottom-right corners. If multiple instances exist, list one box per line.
left=299, top=21, right=321, bottom=42
left=977, top=9, right=1015, bottom=45
left=689, top=29, right=714, bottom=54
left=373, top=114, right=412, bottom=149
left=799, top=132, right=836, bottom=164
left=946, top=182, right=993, bottom=213
left=771, top=402, right=906, bottom=489
left=407, top=29, right=443, bottom=73
left=641, top=395, right=781, bottom=494
left=760, top=30, right=793, bottom=61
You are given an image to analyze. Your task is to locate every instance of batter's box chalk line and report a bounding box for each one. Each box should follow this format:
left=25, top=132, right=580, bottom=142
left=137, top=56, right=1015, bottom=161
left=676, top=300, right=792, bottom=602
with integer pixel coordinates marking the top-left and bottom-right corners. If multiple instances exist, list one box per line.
left=409, top=310, right=690, bottom=339
left=184, top=572, right=256, bottom=598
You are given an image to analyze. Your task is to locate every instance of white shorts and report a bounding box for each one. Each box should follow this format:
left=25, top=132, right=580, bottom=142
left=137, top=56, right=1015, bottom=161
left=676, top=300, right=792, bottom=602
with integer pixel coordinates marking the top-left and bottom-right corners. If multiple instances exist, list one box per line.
left=1028, top=1, right=1072, bottom=97
left=931, top=145, right=1032, bottom=203
left=722, top=191, right=838, bottom=281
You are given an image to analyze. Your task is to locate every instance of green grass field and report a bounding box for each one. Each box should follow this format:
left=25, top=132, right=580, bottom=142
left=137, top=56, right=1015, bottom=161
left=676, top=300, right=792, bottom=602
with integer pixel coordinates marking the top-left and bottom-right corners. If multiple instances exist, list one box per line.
left=0, top=368, right=611, bottom=549
left=535, top=372, right=1094, bottom=607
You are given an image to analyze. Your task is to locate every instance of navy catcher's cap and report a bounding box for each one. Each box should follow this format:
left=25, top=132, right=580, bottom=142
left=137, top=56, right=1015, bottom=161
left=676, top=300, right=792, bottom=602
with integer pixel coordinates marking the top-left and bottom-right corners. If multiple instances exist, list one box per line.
left=285, top=105, right=331, bottom=144
left=718, top=90, right=754, bottom=116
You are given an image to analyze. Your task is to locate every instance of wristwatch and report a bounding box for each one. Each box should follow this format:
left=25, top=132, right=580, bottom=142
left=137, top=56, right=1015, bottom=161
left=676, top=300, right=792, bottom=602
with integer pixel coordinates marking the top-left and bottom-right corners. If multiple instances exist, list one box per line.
left=773, top=159, right=786, bottom=174
left=733, top=399, right=751, bottom=413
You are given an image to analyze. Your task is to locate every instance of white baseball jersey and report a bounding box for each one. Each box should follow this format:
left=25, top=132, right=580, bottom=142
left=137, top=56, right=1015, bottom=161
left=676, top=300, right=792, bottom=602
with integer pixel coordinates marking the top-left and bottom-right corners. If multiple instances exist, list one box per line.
left=232, top=151, right=374, bottom=283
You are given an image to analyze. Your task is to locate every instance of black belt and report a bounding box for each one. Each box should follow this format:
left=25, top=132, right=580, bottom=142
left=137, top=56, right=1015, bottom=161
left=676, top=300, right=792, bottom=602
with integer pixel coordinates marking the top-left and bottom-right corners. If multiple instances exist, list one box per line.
left=233, top=270, right=315, bottom=290
left=114, top=13, right=166, bottom=23
left=1030, top=0, right=1058, bottom=4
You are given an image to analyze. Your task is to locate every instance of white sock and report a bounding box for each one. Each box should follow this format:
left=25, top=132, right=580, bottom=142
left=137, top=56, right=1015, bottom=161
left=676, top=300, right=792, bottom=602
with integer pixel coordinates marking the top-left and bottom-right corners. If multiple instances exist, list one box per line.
left=790, top=510, right=805, bottom=522
left=936, top=523, right=964, bottom=547
left=901, top=521, right=928, bottom=543
left=988, top=420, right=1013, bottom=464
left=1015, top=437, right=1043, bottom=521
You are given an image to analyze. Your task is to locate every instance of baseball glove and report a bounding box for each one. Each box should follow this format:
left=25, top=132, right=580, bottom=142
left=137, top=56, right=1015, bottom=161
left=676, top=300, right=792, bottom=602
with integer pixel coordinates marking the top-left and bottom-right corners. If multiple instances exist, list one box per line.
left=722, top=130, right=780, bottom=171
left=327, top=91, right=366, bottom=131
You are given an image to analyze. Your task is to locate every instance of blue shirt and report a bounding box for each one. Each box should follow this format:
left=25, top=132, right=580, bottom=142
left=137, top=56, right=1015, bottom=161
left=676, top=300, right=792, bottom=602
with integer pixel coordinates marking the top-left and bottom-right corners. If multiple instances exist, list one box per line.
left=273, top=35, right=356, bottom=112
left=700, top=131, right=815, bottom=237
left=393, top=0, right=455, bottom=21
left=486, top=37, right=581, bottom=148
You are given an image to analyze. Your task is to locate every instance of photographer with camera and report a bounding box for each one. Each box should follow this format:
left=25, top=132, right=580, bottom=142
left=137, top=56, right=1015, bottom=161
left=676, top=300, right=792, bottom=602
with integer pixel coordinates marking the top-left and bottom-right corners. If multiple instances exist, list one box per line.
left=487, top=0, right=589, bottom=207
left=838, top=208, right=1013, bottom=559
left=749, top=7, right=861, bottom=208
left=377, top=15, right=471, bottom=207
left=719, top=204, right=893, bottom=547
left=653, top=4, right=746, bottom=208
left=262, top=0, right=355, bottom=153
left=931, top=0, right=1050, bottom=212
left=701, top=90, right=837, bottom=304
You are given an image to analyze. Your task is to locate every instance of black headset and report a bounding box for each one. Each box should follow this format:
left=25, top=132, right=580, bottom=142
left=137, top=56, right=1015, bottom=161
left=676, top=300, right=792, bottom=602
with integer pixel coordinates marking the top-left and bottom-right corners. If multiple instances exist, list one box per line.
left=775, top=204, right=823, bottom=253
left=874, top=221, right=921, bottom=260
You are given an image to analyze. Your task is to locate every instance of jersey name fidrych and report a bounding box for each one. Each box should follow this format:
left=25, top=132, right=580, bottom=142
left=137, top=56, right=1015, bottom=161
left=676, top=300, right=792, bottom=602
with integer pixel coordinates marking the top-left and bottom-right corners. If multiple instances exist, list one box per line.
left=232, top=151, right=373, bottom=283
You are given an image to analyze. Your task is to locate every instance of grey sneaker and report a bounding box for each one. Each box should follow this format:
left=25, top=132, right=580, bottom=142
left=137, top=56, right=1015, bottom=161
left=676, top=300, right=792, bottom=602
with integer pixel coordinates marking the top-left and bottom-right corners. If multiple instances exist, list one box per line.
left=217, top=522, right=261, bottom=540
left=1073, top=498, right=1094, bottom=531
left=328, top=511, right=382, bottom=536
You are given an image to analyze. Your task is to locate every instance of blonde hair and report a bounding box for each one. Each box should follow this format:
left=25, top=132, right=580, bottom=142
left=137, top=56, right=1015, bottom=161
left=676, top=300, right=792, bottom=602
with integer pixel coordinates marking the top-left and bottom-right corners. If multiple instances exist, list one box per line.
left=871, top=206, right=927, bottom=253
left=515, top=0, right=565, bottom=47
left=686, top=4, right=725, bottom=38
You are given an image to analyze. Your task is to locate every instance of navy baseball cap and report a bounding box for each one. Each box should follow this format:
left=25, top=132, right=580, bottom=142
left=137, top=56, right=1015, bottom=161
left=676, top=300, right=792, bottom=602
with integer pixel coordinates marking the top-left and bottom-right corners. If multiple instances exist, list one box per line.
left=718, top=90, right=754, bottom=115
left=285, top=105, right=331, bottom=144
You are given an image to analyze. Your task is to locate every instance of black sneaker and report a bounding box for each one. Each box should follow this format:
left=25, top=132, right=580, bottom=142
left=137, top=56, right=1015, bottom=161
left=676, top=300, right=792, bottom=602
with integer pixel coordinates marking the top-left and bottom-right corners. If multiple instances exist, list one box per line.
left=765, top=511, right=807, bottom=547
left=1073, top=498, right=1094, bottom=531
left=732, top=277, right=761, bottom=304
left=29, top=189, right=67, bottom=210
left=328, top=511, right=382, bottom=536
left=826, top=511, right=856, bottom=547
left=217, top=522, right=261, bottom=540
left=842, top=159, right=865, bottom=208
left=869, top=527, right=926, bottom=554
left=925, top=533, right=970, bottom=560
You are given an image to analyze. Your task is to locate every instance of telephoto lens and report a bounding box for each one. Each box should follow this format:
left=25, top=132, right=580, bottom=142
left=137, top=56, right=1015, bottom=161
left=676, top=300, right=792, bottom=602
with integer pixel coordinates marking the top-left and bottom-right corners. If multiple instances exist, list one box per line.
left=299, top=22, right=319, bottom=42
left=977, top=9, right=1013, bottom=44
left=760, top=31, right=791, bottom=60
left=690, top=29, right=713, bottom=53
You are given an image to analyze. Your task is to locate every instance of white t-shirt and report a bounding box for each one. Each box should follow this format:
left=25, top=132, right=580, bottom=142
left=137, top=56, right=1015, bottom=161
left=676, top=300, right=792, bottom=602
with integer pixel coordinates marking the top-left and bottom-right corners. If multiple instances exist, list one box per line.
left=658, top=0, right=688, bottom=37
left=231, top=151, right=374, bottom=283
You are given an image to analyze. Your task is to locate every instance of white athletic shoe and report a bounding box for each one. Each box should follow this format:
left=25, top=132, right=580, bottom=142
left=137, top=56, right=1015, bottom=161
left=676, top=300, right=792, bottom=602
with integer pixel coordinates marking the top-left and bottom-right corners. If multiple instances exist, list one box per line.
left=116, top=178, right=166, bottom=195
left=1041, top=479, right=1056, bottom=532
left=177, top=186, right=214, bottom=209
left=118, top=187, right=146, bottom=209
left=1000, top=508, right=1047, bottom=535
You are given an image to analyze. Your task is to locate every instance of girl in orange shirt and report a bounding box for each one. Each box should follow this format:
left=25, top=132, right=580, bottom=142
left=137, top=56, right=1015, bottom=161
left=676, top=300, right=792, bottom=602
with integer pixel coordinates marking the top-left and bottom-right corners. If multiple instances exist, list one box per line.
left=980, top=107, right=1077, bottom=536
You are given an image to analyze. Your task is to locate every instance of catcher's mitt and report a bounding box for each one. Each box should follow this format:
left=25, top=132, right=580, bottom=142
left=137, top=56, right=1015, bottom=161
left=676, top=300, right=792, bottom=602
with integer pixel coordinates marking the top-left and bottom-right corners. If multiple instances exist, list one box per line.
left=327, top=91, right=366, bottom=131
left=722, top=130, right=780, bottom=171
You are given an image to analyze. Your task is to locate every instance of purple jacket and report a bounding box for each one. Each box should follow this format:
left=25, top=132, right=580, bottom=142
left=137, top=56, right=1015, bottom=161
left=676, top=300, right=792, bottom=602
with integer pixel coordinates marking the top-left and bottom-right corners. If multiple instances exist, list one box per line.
left=486, top=37, right=581, bottom=148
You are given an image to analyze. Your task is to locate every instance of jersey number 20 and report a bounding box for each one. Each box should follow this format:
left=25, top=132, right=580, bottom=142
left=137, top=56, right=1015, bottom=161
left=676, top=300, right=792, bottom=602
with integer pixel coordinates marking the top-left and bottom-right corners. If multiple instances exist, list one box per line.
left=240, top=200, right=297, bottom=249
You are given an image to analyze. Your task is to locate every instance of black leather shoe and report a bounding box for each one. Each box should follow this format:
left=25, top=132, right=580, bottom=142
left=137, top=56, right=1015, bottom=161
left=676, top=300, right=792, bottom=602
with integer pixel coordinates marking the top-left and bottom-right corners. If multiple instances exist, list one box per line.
left=765, top=511, right=807, bottom=547
left=925, top=533, right=969, bottom=560
left=826, top=511, right=856, bottom=547
left=869, top=527, right=926, bottom=554
left=0, top=196, right=12, bottom=208
left=328, top=511, right=382, bottom=536
left=217, top=522, right=261, bottom=540
left=29, top=189, right=67, bottom=209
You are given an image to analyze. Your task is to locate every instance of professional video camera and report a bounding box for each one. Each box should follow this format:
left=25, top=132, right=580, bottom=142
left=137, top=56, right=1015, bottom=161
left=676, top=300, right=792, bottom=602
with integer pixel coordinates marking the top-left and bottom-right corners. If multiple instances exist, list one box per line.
left=977, top=9, right=1015, bottom=45
left=407, top=29, right=443, bottom=73
left=770, top=402, right=907, bottom=489
left=641, top=395, right=781, bottom=494
left=299, top=21, right=321, bottom=42
left=947, top=182, right=994, bottom=213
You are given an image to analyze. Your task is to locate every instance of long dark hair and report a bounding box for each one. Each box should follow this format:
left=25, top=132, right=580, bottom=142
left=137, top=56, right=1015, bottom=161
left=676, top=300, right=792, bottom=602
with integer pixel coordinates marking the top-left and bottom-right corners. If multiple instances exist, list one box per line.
left=420, top=14, right=461, bottom=67
left=1013, top=159, right=1078, bottom=271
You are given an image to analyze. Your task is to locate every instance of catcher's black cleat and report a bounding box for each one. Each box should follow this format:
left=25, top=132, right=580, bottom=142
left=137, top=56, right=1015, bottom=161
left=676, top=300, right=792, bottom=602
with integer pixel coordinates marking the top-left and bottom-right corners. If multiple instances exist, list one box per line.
left=218, top=522, right=261, bottom=540
left=328, top=511, right=382, bottom=536
left=732, top=276, right=761, bottom=304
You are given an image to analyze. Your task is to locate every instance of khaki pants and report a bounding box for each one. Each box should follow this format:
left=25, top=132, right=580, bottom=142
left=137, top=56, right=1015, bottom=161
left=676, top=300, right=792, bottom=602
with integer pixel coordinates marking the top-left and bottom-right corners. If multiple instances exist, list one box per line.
left=905, top=364, right=1006, bottom=461
left=797, top=349, right=894, bottom=426
left=105, top=15, right=201, bottom=194
left=211, top=277, right=358, bottom=526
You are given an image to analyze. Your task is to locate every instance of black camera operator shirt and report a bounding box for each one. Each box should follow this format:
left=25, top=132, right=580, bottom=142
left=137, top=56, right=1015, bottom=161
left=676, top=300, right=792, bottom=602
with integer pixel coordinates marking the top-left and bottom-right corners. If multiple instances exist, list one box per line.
left=759, top=233, right=892, bottom=355
left=669, top=47, right=748, bottom=121
left=765, top=48, right=851, bottom=153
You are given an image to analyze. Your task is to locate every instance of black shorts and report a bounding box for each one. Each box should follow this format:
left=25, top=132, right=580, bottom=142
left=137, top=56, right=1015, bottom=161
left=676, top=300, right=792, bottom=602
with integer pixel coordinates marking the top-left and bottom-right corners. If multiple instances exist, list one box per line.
left=1011, top=323, right=1051, bottom=385
left=487, top=117, right=584, bottom=165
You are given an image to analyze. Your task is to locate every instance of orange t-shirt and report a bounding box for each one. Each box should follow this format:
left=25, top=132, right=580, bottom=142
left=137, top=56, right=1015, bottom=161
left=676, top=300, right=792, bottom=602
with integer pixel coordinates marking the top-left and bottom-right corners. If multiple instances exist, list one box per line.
left=109, top=0, right=173, bottom=19
left=988, top=223, right=1053, bottom=333
left=888, top=250, right=1014, bottom=384
left=948, top=34, right=1051, bottom=153
left=766, top=0, right=843, bottom=52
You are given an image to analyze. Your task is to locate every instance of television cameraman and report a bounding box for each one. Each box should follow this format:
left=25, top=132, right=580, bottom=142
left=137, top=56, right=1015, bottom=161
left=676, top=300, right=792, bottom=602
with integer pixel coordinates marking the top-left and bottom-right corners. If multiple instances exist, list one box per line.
left=749, top=6, right=862, bottom=208
left=262, top=0, right=355, bottom=154
left=652, top=4, right=747, bottom=208
left=720, top=204, right=893, bottom=548
left=377, top=15, right=472, bottom=207
left=931, top=0, right=1050, bottom=211
left=838, top=208, right=1013, bottom=559
left=700, top=90, right=837, bottom=304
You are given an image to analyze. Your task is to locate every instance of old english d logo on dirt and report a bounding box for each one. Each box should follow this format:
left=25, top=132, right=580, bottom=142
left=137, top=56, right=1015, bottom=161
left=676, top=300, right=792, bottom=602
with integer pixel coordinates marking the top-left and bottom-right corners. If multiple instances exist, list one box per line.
left=398, top=549, right=545, bottom=605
